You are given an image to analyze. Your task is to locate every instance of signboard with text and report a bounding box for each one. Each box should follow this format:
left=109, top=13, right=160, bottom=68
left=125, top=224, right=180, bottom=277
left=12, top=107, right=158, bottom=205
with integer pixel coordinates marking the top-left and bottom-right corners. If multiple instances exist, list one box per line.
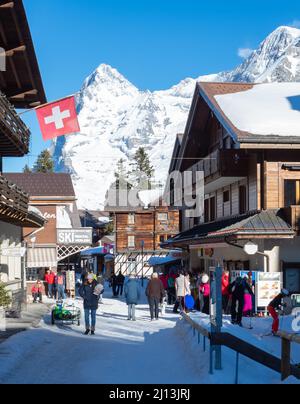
left=57, top=228, right=93, bottom=246
left=256, top=272, right=281, bottom=308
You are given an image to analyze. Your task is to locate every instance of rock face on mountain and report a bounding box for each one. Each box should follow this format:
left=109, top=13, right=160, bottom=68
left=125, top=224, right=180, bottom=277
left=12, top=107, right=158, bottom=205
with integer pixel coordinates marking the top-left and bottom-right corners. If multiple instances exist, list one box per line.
left=52, top=26, right=300, bottom=210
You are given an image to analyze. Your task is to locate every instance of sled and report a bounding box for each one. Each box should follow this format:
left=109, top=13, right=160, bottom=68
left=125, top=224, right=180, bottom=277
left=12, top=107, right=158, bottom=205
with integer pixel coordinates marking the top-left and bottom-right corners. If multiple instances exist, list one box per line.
left=51, top=300, right=81, bottom=326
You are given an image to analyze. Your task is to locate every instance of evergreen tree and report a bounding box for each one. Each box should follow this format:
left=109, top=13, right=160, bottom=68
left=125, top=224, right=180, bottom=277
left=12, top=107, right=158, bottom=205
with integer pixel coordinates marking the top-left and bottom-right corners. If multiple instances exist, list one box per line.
left=114, top=158, right=132, bottom=190
left=0, top=283, right=11, bottom=308
left=130, top=147, right=154, bottom=189
left=23, top=164, right=32, bottom=173
left=33, top=150, right=54, bottom=173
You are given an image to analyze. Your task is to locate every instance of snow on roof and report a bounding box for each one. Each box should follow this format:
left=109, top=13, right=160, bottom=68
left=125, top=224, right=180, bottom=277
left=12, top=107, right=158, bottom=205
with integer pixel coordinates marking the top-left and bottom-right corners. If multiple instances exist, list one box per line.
left=214, top=83, right=300, bottom=137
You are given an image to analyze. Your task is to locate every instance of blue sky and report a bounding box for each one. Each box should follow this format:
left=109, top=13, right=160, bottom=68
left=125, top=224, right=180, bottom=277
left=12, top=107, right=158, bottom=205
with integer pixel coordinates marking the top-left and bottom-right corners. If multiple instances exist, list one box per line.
left=4, top=0, right=300, bottom=172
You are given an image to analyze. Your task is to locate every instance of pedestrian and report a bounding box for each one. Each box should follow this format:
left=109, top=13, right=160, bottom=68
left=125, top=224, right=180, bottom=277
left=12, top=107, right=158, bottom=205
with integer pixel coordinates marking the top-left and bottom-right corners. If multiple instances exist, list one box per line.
left=45, top=269, right=55, bottom=299
left=267, top=289, right=289, bottom=335
left=199, top=274, right=210, bottom=315
left=230, top=276, right=253, bottom=327
left=31, top=280, right=44, bottom=303
left=173, top=271, right=189, bottom=313
left=146, top=273, right=166, bottom=321
left=79, top=274, right=101, bottom=335
left=111, top=273, right=118, bottom=297
left=242, top=275, right=254, bottom=317
left=167, top=272, right=176, bottom=305
left=124, top=274, right=140, bottom=321
left=116, top=272, right=125, bottom=296
left=55, top=270, right=66, bottom=300
left=222, top=269, right=230, bottom=314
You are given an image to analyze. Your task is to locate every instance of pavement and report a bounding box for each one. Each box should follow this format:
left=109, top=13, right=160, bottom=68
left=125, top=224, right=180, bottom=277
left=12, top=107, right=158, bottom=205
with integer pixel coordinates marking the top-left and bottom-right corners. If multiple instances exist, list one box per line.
left=0, top=302, right=51, bottom=344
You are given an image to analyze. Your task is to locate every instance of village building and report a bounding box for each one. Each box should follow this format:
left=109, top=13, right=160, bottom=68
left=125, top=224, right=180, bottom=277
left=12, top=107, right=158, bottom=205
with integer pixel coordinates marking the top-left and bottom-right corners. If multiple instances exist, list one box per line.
left=0, top=0, right=47, bottom=311
left=164, top=82, right=300, bottom=296
left=107, top=192, right=180, bottom=276
left=5, top=173, right=93, bottom=294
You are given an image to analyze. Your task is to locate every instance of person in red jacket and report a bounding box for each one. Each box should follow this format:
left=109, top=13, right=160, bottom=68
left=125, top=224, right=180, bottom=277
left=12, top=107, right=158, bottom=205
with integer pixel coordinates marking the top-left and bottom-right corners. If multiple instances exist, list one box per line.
left=267, top=289, right=289, bottom=335
left=45, top=269, right=56, bottom=299
left=222, top=270, right=230, bottom=314
left=31, top=280, right=44, bottom=303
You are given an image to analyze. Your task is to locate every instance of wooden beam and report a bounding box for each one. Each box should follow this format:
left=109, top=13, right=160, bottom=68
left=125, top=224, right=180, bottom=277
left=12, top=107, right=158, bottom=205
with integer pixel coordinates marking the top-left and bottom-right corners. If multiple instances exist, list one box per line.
left=5, top=45, right=26, bottom=57
left=0, top=2, right=14, bottom=10
left=9, top=88, right=38, bottom=100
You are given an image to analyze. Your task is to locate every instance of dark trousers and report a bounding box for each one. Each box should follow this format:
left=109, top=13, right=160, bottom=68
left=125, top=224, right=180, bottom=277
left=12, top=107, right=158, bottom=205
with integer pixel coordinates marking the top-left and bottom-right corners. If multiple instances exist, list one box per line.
left=112, top=282, right=117, bottom=296
left=173, top=297, right=185, bottom=313
left=149, top=297, right=160, bottom=319
left=202, top=296, right=210, bottom=315
left=167, top=287, right=176, bottom=305
left=116, top=284, right=124, bottom=296
left=231, top=296, right=244, bottom=324
left=222, top=295, right=229, bottom=314
left=33, top=293, right=42, bottom=303
left=48, top=284, right=54, bottom=298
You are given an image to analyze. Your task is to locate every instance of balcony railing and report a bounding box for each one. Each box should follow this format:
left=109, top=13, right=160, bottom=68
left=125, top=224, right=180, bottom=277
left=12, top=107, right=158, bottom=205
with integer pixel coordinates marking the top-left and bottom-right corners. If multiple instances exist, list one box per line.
left=191, top=150, right=250, bottom=182
left=0, top=92, right=30, bottom=156
left=0, top=175, right=29, bottom=220
left=284, top=206, right=300, bottom=235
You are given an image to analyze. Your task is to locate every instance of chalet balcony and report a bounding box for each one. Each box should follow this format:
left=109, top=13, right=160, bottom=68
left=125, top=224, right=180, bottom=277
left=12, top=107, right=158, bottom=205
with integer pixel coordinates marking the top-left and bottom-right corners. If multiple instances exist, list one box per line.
left=284, top=206, right=300, bottom=235
left=0, top=175, right=29, bottom=224
left=0, top=92, right=30, bottom=157
left=190, top=149, right=250, bottom=192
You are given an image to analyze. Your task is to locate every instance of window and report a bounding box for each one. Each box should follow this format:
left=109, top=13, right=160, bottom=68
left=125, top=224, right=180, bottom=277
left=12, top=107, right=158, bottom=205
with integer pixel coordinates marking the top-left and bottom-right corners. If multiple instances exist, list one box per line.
left=128, top=236, right=135, bottom=248
left=204, top=199, right=210, bottom=223
left=239, top=186, right=247, bottom=215
left=285, top=180, right=300, bottom=206
left=158, top=213, right=168, bottom=222
left=159, top=235, right=165, bottom=244
left=204, top=197, right=216, bottom=222
left=223, top=190, right=230, bottom=203
left=128, top=213, right=135, bottom=225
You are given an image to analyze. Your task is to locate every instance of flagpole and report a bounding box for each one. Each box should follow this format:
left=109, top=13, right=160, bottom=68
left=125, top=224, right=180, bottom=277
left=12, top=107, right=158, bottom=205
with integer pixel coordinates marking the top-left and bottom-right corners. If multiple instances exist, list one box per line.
left=17, top=94, right=76, bottom=117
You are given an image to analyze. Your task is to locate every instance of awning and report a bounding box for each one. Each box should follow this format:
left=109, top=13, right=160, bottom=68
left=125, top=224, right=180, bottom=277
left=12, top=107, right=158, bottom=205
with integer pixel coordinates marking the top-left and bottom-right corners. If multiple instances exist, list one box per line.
left=80, top=247, right=105, bottom=257
left=148, top=256, right=181, bottom=267
left=162, top=209, right=295, bottom=249
left=27, top=247, right=57, bottom=268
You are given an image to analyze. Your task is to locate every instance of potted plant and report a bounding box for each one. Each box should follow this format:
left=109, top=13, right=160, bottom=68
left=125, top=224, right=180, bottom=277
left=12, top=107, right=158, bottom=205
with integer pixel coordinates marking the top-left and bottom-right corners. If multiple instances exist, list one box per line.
left=0, top=282, right=12, bottom=322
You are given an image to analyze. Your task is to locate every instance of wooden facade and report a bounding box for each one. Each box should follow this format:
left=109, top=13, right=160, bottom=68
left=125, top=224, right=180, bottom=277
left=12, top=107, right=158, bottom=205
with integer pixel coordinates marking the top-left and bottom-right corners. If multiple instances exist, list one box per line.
left=113, top=207, right=179, bottom=253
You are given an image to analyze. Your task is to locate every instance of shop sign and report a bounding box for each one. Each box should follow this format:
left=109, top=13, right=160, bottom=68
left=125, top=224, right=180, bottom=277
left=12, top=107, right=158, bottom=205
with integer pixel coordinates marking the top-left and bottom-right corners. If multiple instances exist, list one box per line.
left=57, top=229, right=92, bottom=245
left=1, top=247, right=26, bottom=257
left=256, top=272, right=281, bottom=308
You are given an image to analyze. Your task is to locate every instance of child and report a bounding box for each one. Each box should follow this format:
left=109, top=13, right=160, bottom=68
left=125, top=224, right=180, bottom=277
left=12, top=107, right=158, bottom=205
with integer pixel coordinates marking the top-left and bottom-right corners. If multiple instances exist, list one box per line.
left=31, top=280, right=44, bottom=303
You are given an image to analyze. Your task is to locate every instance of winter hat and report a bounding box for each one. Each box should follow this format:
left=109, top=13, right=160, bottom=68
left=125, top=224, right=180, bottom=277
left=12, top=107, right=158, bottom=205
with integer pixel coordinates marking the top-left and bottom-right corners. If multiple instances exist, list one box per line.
left=87, top=274, right=94, bottom=281
left=201, top=274, right=209, bottom=284
left=282, top=289, right=289, bottom=296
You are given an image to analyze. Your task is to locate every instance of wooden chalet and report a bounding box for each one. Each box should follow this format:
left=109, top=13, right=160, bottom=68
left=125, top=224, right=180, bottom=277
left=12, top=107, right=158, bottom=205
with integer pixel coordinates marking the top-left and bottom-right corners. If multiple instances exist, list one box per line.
left=0, top=0, right=46, bottom=312
left=164, top=82, right=300, bottom=294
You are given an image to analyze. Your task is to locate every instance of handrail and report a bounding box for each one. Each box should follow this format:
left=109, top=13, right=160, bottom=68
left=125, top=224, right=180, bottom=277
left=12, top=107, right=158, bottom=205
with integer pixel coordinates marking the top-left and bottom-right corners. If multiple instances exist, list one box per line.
left=277, top=330, right=300, bottom=344
left=182, top=314, right=300, bottom=381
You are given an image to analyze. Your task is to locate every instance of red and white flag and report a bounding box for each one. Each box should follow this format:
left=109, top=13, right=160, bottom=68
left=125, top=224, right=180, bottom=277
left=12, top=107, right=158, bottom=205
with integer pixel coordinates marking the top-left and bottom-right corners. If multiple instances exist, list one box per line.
left=36, top=96, right=80, bottom=141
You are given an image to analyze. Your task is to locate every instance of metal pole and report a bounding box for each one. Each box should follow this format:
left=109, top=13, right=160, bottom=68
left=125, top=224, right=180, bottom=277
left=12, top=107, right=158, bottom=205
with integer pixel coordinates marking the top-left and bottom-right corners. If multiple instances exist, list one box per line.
left=141, top=242, right=144, bottom=288
left=214, top=265, right=223, bottom=370
left=235, top=352, right=240, bottom=384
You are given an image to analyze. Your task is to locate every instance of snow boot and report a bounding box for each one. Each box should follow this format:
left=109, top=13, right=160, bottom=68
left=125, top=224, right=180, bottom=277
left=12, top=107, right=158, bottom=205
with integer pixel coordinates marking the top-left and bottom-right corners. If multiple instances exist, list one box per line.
left=91, top=331, right=95, bottom=336
left=84, top=330, right=90, bottom=336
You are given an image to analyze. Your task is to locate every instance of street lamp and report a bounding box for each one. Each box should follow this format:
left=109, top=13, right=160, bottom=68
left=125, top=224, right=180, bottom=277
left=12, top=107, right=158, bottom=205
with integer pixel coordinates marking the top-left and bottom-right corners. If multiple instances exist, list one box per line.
left=243, top=241, right=259, bottom=256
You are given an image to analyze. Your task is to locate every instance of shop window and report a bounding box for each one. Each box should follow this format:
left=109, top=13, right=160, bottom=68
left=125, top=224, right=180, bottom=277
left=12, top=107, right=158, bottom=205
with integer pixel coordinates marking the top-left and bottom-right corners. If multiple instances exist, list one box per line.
left=284, top=180, right=300, bottom=206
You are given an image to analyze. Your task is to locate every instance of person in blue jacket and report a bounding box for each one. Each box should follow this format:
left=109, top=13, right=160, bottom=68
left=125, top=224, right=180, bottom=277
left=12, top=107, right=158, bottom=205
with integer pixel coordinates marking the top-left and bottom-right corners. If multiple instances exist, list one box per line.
left=79, top=274, right=100, bottom=335
left=124, top=274, right=140, bottom=321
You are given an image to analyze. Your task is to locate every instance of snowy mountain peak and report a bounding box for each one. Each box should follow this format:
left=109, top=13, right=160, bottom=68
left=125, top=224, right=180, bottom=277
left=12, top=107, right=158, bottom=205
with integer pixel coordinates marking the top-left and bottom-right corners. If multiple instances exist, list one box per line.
left=53, top=26, right=300, bottom=210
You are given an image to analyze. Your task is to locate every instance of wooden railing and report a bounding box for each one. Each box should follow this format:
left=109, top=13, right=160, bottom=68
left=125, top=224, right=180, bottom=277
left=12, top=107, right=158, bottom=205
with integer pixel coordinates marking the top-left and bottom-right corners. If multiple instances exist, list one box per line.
left=0, top=175, right=29, bottom=216
left=190, top=150, right=250, bottom=182
left=284, top=206, right=300, bottom=235
left=0, top=92, right=30, bottom=156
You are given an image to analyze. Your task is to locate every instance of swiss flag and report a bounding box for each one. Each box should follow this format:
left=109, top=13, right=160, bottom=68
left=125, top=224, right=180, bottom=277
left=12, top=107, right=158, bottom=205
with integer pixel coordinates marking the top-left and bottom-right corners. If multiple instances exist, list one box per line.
left=36, top=96, right=80, bottom=141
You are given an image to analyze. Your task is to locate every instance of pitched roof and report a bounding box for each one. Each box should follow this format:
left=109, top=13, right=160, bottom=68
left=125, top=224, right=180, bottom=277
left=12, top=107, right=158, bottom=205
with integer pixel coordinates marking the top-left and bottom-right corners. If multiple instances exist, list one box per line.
left=163, top=210, right=295, bottom=248
left=198, top=82, right=300, bottom=144
left=0, top=0, right=46, bottom=108
left=4, top=173, right=76, bottom=198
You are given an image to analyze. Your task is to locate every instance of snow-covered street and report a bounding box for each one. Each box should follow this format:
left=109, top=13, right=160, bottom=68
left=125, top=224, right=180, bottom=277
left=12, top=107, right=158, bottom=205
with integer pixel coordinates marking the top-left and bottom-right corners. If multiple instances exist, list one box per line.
left=0, top=293, right=200, bottom=385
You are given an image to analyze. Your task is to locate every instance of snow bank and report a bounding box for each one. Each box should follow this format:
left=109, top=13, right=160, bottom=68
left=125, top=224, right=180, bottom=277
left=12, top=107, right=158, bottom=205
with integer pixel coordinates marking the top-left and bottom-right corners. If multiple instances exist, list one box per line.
left=215, top=83, right=300, bottom=137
